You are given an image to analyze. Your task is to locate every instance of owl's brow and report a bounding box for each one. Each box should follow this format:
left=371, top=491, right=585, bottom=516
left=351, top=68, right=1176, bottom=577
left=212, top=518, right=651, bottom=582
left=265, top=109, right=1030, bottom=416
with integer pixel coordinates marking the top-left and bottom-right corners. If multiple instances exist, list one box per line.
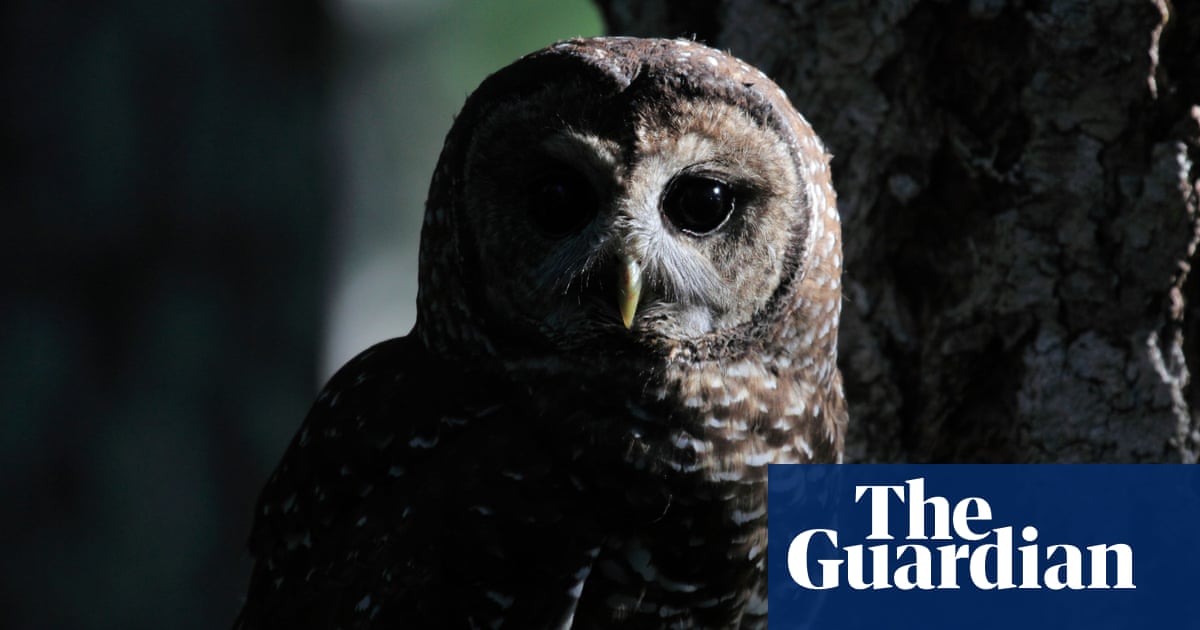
left=538, top=131, right=622, bottom=189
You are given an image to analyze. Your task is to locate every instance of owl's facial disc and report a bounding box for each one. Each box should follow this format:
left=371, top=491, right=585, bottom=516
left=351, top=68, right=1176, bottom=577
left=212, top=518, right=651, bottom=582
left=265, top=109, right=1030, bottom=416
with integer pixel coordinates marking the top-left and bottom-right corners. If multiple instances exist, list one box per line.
left=460, top=82, right=806, bottom=352
left=604, top=99, right=803, bottom=342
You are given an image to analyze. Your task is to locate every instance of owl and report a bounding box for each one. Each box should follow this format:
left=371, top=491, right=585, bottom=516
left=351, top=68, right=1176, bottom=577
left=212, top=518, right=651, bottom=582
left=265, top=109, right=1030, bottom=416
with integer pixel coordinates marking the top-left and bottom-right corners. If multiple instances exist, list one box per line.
left=235, top=37, right=845, bottom=629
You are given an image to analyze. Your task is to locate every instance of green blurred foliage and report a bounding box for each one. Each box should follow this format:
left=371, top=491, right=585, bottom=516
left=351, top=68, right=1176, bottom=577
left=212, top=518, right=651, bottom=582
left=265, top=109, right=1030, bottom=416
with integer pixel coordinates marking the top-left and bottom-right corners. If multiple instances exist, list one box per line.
left=444, top=0, right=605, bottom=89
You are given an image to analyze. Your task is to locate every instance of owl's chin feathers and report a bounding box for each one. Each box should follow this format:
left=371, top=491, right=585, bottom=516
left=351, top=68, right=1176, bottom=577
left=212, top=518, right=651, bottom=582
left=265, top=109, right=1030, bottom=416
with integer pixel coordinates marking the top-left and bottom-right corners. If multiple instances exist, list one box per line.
left=513, top=303, right=747, bottom=364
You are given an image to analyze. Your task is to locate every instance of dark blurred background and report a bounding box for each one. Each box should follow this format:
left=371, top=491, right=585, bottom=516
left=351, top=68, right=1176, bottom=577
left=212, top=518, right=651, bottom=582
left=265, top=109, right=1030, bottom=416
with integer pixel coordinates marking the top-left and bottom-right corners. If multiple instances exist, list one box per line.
left=1, top=1, right=600, bottom=628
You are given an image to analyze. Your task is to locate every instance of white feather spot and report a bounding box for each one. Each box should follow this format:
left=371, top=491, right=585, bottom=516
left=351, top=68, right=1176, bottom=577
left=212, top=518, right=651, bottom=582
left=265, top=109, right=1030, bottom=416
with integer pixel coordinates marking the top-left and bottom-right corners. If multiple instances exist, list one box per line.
left=743, top=452, right=774, bottom=467
left=409, top=434, right=438, bottom=448
left=708, top=469, right=743, bottom=482
left=730, top=505, right=766, bottom=524
left=664, top=458, right=703, bottom=473
left=627, top=544, right=656, bottom=581
left=724, top=362, right=754, bottom=378
left=485, top=590, right=515, bottom=610
left=719, top=389, right=750, bottom=406
left=745, top=592, right=768, bottom=615
left=658, top=575, right=701, bottom=593
left=672, top=432, right=711, bottom=454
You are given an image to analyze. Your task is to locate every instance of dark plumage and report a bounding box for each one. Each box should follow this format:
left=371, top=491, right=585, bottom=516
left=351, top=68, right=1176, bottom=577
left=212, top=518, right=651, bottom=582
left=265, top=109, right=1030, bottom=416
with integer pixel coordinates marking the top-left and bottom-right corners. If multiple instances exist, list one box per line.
left=236, top=37, right=846, bottom=629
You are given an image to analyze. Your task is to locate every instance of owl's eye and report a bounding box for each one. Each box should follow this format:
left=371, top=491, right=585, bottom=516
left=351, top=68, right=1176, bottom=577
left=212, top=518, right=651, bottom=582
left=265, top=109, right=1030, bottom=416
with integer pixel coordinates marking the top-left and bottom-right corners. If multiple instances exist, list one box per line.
left=527, top=170, right=597, bottom=237
left=662, top=175, right=737, bottom=235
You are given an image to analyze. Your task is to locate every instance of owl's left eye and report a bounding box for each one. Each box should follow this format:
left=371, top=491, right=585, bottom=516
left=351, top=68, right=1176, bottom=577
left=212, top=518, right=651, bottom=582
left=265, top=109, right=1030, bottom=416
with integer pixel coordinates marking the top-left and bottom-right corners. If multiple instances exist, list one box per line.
left=662, top=175, right=738, bottom=236
left=527, top=170, right=597, bottom=237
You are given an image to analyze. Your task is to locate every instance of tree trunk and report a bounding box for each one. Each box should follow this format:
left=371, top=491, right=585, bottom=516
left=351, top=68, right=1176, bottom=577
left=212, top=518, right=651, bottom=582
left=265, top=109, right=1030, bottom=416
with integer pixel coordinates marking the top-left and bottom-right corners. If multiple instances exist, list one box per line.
left=596, top=0, right=1200, bottom=463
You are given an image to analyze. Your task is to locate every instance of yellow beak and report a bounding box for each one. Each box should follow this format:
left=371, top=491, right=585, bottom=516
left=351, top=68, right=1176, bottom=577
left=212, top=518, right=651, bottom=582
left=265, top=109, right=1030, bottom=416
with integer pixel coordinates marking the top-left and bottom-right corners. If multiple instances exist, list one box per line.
left=619, top=254, right=642, bottom=329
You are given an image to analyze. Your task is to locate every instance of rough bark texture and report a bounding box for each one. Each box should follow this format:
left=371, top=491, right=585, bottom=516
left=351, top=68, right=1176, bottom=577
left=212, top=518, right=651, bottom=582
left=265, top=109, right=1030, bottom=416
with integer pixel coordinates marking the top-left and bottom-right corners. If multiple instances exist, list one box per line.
left=596, top=0, right=1200, bottom=463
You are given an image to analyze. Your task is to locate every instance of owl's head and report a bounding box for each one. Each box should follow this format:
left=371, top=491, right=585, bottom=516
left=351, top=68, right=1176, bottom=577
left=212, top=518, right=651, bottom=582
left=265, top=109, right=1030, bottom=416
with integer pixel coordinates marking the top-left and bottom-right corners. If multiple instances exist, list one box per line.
left=416, top=37, right=840, bottom=364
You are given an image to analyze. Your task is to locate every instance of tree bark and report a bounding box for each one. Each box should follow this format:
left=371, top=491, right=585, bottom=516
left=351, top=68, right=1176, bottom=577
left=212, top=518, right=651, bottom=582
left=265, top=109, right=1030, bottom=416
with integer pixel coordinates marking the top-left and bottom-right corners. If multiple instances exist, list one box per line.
left=596, top=0, right=1200, bottom=463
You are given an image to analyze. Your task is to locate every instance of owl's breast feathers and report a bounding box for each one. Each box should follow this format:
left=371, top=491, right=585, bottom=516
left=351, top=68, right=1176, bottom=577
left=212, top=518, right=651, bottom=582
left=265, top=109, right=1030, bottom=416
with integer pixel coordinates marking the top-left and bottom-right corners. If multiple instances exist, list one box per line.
left=237, top=334, right=845, bottom=629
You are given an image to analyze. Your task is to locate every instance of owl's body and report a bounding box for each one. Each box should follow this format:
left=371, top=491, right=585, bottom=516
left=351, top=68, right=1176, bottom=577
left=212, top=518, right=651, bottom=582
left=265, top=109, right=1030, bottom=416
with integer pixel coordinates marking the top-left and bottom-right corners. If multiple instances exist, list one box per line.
left=236, top=38, right=845, bottom=629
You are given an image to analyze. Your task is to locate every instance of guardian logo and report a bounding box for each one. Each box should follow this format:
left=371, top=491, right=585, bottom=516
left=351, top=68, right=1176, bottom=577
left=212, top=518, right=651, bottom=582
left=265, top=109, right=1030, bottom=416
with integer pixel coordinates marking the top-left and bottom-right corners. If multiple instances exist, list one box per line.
left=786, top=478, right=1135, bottom=591
left=766, top=466, right=1199, bottom=629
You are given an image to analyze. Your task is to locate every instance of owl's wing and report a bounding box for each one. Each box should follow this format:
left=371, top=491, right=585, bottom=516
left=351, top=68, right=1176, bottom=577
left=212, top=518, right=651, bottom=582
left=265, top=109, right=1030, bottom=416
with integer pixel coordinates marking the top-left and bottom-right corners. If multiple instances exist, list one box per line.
left=234, top=336, right=604, bottom=629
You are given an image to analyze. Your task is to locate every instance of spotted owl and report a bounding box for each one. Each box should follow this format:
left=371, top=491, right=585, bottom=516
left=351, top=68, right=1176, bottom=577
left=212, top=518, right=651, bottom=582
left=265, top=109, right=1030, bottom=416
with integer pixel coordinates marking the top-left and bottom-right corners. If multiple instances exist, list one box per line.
left=235, top=37, right=845, bottom=629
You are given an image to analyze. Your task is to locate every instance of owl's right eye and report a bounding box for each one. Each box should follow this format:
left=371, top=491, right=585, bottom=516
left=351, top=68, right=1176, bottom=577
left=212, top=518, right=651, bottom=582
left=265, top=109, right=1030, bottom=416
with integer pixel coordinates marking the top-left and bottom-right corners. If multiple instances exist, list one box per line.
left=662, top=175, right=738, bottom=236
left=527, top=170, right=597, bottom=238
